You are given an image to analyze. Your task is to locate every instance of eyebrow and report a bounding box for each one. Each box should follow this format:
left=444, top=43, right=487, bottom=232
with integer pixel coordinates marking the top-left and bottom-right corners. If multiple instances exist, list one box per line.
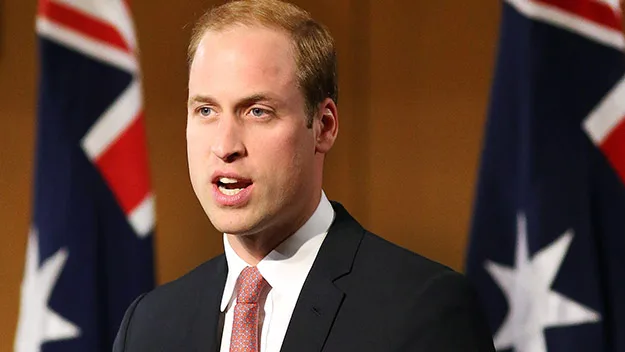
left=187, top=94, right=217, bottom=108
left=187, top=93, right=281, bottom=111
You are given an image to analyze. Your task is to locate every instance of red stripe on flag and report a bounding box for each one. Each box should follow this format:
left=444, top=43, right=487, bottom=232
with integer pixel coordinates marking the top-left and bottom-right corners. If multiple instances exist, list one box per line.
left=38, top=0, right=131, bottom=53
left=95, top=112, right=151, bottom=214
left=535, top=0, right=622, bottom=32
left=600, top=118, right=625, bottom=185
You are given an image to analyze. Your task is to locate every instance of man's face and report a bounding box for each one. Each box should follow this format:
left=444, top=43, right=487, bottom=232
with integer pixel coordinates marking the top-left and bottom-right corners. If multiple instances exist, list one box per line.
left=187, top=25, right=321, bottom=237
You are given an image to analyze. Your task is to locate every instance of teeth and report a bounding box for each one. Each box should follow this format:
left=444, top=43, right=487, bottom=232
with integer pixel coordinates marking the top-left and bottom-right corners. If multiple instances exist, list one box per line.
left=219, top=177, right=239, bottom=184
left=218, top=186, right=243, bottom=196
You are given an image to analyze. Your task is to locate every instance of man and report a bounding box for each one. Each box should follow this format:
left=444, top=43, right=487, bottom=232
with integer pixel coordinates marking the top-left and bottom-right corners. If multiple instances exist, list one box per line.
left=113, top=0, right=495, bottom=351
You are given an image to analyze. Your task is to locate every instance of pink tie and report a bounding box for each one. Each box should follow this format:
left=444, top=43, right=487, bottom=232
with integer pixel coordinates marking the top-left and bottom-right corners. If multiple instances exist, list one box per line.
left=230, top=266, right=269, bottom=352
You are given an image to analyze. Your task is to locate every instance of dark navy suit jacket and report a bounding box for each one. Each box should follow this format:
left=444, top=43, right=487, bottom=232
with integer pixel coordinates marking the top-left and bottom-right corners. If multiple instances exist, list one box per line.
left=113, top=202, right=495, bottom=351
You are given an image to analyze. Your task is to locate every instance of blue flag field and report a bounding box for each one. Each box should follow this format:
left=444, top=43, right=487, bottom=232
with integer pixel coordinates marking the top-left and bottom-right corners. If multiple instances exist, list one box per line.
left=466, top=0, right=625, bottom=351
left=14, top=1, right=155, bottom=351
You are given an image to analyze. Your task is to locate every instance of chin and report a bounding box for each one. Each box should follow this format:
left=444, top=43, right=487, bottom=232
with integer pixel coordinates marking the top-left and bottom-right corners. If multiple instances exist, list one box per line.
left=215, top=223, right=248, bottom=235
left=207, top=211, right=257, bottom=236
left=204, top=198, right=274, bottom=236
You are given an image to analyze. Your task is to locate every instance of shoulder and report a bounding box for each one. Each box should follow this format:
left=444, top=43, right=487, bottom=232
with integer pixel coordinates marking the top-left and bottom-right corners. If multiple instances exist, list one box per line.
left=354, top=230, right=458, bottom=286
left=329, top=201, right=457, bottom=286
left=113, top=254, right=226, bottom=350
left=347, top=229, right=482, bottom=315
left=143, top=253, right=224, bottom=304
left=127, top=254, right=225, bottom=323
left=345, top=231, right=494, bottom=349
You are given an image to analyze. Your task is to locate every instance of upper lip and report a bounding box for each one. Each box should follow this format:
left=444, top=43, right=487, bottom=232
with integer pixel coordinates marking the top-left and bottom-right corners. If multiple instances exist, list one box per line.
left=211, top=171, right=253, bottom=184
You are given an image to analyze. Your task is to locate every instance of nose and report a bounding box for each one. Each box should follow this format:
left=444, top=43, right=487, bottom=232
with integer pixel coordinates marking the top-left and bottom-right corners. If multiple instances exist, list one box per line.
left=211, top=115, right=246, bottom=163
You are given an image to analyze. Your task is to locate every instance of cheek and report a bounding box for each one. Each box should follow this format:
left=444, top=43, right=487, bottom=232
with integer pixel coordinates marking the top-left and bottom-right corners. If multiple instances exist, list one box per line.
left=187, top=122, right=214, bottom=149
left=261, top=127, right=304, bottom=156
left=186, top=126, right=212, bottom=172
left=263, top=128, right=314, bottom=176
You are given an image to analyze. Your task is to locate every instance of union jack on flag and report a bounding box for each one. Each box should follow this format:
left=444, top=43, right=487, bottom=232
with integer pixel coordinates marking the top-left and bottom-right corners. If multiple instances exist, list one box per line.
left=14, top=0, right=155, bottom=351
left=466, top=0, right=625, bottom=351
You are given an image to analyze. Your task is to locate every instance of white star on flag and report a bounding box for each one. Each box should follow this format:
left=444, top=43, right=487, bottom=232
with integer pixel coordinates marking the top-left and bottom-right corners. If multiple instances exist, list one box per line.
left=14, top=228, right=81, bottom=352
left=485, top=213, right=601, bottom=352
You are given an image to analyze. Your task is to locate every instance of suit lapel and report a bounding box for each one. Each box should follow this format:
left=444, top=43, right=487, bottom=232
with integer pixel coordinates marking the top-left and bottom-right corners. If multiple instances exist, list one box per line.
left=280, top=202, right=364, bottom=352
left=187, top=256, right=228, bottom=352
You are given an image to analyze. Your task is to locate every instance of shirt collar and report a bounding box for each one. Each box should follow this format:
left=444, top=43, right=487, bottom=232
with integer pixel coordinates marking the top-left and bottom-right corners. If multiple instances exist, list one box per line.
left=221, top=191, right=335, bottom=311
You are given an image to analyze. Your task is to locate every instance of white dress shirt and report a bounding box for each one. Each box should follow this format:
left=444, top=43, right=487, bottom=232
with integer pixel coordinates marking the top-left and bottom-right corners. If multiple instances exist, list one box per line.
left=219, top=191, right=335, bottom=352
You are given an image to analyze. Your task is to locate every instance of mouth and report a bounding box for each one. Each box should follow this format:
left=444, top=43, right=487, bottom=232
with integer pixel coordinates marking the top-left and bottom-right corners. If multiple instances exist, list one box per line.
left=214, top=176, right=253, bottom=196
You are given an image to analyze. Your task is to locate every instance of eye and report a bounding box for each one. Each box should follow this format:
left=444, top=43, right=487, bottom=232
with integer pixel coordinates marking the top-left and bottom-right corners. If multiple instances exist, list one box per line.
left=198, top=106, right=213, bottom=117
left=249, top=107, right=269, bottom=118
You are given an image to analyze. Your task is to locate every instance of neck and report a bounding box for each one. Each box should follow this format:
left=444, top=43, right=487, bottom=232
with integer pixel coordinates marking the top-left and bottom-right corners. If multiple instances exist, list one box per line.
left=226, top=191, right=322, bottom=265
left=226, top=231, right=289, bottom=266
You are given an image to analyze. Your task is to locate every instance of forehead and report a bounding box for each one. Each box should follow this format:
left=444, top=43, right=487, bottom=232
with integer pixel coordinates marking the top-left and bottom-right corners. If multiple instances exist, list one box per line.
left=189, top=26, right=297, bottom=94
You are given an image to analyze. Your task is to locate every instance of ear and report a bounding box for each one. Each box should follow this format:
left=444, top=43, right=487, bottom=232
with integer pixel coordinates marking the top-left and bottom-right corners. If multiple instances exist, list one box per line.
left=314, top=98, right=339, bottom=154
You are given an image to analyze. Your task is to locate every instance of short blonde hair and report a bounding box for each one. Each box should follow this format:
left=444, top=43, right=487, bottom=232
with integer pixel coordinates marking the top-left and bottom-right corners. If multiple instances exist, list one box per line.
left=187, top=0, right=338, bottom=126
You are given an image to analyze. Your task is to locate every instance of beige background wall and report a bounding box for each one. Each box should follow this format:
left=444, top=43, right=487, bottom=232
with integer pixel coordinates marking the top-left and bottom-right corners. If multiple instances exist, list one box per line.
left=0, top=0, right=500, bottom=348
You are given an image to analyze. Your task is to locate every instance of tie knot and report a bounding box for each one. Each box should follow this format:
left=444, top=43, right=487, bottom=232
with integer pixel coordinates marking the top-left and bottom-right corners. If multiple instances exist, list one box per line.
left=236, top=266, right=268, bottom=304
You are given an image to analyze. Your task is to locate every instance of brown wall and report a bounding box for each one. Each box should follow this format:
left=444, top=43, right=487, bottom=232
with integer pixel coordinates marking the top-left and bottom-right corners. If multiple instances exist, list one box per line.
left=0, top=0, right=500, bottom=348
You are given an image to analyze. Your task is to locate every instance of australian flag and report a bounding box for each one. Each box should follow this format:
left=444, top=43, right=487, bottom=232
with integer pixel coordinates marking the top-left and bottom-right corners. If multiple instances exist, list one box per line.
left=14, top=1, right=155, bottom=351
left=465, top=0, right=625, bottom=351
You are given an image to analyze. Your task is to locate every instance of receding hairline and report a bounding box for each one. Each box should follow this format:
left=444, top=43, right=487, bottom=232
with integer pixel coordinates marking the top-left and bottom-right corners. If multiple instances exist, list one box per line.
left=188, top=20, right=304, bottom=67
left=187, top=0, right=315, bottom=61
left=191, top=22, right=296, bottom=61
